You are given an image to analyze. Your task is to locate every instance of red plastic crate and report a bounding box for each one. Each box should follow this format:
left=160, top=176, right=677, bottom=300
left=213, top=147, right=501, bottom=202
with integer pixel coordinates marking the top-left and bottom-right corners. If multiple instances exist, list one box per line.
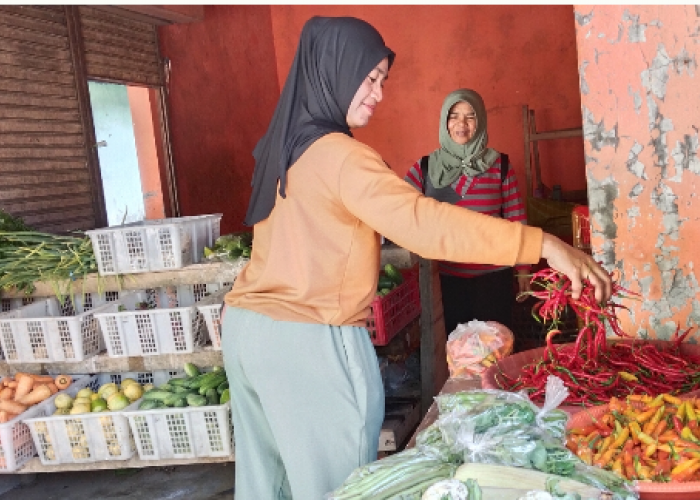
left=366, top=269, right=421, bottom=346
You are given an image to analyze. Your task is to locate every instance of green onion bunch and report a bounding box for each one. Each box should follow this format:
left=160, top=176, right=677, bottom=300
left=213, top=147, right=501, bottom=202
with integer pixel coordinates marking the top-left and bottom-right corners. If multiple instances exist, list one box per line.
left=0, top=231, right=98, bottom=297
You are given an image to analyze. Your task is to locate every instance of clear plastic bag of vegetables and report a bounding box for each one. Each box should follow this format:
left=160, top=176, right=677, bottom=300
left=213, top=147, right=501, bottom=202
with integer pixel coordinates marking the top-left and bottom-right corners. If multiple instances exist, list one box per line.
left=432, top=376, right=570, bottom=440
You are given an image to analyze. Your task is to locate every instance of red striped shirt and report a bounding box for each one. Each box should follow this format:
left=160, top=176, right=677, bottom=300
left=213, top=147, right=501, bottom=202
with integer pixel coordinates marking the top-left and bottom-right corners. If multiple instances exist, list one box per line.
left=404, top=156, right=530, bottom=278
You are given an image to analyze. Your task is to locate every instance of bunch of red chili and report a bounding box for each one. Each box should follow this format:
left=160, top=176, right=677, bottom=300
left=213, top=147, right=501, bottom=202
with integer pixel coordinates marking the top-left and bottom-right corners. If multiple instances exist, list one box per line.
left=495, top=267, right=700, bottom=405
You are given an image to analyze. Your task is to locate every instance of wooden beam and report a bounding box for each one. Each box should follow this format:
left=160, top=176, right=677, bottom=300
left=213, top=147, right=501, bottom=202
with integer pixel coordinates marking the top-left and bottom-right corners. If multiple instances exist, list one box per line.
left=418, top=257, right=448, bottom=416
left=530, top=128, right=583, bottom=142
left=65, top=6, right=108, bottom=229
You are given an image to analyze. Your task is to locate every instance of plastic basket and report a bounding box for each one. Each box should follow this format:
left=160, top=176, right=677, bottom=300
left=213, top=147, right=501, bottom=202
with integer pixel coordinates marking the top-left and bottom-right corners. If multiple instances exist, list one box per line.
left=124, top=400, right=233, bottom=461
left=195, top=288, right=230, bottom=350
left=1, top=296, right=36, bottom=313
left=94, top=284, right=222, bottom=357
left=568, top=400, right=700, bottom=500
left=85, top=214, right=222, bottom=275
left=23, top=371, right=173, bottom=465
left=572, top=205, right=591, bottom=253
left=367, top=269, right=421, bottom=346
left=0, top=292, right=122, bottom=364
left=0, top=375, right=91, bottom=472
left=481, top=339, right=700, bottom=415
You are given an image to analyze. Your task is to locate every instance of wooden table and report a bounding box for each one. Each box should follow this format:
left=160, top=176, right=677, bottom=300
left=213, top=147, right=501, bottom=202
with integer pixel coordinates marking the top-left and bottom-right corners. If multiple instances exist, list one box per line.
left=406, top=376, right=483, bottom=448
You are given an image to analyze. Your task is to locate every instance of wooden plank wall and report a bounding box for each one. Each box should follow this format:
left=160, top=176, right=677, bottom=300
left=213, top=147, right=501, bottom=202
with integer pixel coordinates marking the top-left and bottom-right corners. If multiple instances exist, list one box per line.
left=0, top=5, right=97, bottom=232
left=79, top=7, right=162, bottom=87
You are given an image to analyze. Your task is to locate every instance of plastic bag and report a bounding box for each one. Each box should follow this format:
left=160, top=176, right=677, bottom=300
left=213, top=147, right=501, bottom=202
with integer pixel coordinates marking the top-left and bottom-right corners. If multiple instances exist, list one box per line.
left=446, top=320, right=514, bottom=377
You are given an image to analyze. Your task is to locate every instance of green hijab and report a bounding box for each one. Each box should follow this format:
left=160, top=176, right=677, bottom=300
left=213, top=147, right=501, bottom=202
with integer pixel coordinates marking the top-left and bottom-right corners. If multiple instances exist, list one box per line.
left=428, top=89, right=500, bottom=189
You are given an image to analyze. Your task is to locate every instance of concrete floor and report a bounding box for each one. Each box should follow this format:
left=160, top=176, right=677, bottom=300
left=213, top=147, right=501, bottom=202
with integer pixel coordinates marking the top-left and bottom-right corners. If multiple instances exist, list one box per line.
left=0, top=464, right=235, bottom=500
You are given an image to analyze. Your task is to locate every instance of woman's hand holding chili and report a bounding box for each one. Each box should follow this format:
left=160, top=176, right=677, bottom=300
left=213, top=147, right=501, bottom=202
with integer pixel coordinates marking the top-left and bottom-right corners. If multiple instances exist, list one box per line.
left=540, top=233, right=612, bottom=303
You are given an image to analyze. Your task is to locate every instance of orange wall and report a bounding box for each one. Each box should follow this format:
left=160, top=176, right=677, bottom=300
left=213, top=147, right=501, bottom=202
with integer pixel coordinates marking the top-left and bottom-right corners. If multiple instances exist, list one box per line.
left=157, top=5, right=280, bottom=234
left=574, top=5, right=700, bottom=339
left=270, top=5, right=586, bottom=194
left=160, top=5, right=586, bottom=232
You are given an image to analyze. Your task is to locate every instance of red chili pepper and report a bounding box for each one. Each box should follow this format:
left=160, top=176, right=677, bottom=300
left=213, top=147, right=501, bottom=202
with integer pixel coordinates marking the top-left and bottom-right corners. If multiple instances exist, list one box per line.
left=673, top=416, right=685, bottom=434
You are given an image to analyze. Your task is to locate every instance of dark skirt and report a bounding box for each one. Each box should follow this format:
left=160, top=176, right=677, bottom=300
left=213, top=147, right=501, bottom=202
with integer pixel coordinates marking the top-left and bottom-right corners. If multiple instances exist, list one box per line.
left=439, top=268, right=515, bottom=340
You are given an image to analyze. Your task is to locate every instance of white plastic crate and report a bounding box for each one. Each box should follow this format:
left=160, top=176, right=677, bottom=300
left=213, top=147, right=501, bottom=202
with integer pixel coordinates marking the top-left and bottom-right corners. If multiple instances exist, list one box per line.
left=195, top=288, right=229, bottom=350
left=85, top=214, right=223, bottom=275
left=125, top=401, right=233, bottom=461
left=1, top=296, right=36, bottom=313
left=24, top=371, right=172, bottom=465
left=93, top=284, right=221, bottom=357
left=0, top=375, right=91, bottom=473
left=0, top=292, right=122, bottom=364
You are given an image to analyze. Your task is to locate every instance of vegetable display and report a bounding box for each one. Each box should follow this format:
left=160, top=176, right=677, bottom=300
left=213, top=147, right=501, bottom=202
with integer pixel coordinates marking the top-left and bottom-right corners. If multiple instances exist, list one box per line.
left=204, top=232, right=253, bottom=260
left=567, top=394, right=700, bottom=483
left=495, top=268, right=700, bottom=405
left=0, top=373, right=65, bottom=422
left=329, top=387, right=637, bottom=500
left=0, top=231, right=99, bottom=297
left=138, top=364, right=229, bottom=410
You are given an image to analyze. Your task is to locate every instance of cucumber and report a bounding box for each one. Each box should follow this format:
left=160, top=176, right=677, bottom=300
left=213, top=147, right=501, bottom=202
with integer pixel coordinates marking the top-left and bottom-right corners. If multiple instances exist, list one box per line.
left=220, top=388, right=230, bottom=404
left=384, top=264, right=403, bottom=285
left=206, top=388, right=218, bottom=406
left=377, top=275, right=395, bottom=291
left=199, top=375, right=227, bottom=395
left=142, top=390, right=173, bottom=402
left=217, top=381, right=229, bottom=395
left=172, top=385, right=192, bottom=395
left=186, top=394, right=207, bottom=407
left=164, top=393, right=183, bottom=407
left=158, top=383, right=174, bottom=392
left=168, top=377, right=189, bottom=387
left=139, top=399, right=160, bottom=410
left=171, top=397, right=187, bottom=408
left=184, top=362, right=201, bottom=378
left=188, top=372, right=220, bottom=390
left=211, top=366, right=224, bottom=373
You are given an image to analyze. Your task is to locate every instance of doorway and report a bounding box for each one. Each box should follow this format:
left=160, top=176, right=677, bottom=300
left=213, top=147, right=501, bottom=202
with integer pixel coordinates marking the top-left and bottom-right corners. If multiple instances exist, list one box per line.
left=88, top=81, right=166, bottom=227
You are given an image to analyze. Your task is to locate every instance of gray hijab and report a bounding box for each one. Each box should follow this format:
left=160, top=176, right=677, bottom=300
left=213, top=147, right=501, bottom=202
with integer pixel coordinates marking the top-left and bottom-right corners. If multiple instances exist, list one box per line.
left=244, top=16, right=395, bottom=226
left=428, top=89, right=499, bottom=189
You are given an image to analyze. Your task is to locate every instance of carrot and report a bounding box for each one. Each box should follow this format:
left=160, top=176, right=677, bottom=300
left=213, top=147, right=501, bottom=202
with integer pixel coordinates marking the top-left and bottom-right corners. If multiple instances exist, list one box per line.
left=0, top=399, right=27, bottom=415
left=46, top=383, right=58, bottom=395
left=54, top=374, right=71, bottom=390
left=13, top=375, right=33, bottom=402
left=0, top=387, right=13, bottom=400
left=17, top=384, right=52, bottom=406
left=30, top=375, right=56, bottom=384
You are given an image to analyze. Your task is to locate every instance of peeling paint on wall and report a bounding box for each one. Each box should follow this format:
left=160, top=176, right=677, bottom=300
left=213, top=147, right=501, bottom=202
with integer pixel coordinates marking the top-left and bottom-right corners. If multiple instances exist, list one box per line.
left=626, top=141, right=647, bottom=178
left=627, top=85, right=642, bottom=114
left=575, top=10, right=593, bottom=26
left=641, top=44, right=671, bottom=100
left=575, top=4, right=700, bottom=338
left=623, top=10, right=647, bottom=43
left=579, top=60, right=590, bottom=94
left=582, top=107, right=620, bottom=151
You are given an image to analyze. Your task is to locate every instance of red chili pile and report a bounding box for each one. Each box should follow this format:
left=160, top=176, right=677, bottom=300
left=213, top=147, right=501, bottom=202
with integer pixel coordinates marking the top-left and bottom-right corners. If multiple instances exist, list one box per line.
left=495, top=268, right=700, bottom=405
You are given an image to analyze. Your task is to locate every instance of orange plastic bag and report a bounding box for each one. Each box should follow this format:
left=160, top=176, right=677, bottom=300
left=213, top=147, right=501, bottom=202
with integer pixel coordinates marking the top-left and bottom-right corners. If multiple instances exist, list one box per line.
left=446, top=320, right=514, bottom=377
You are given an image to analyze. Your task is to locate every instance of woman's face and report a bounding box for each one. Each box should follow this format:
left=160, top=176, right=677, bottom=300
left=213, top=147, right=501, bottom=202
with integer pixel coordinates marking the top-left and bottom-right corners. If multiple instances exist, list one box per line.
left=447, top=101, right=478, bottom=145
left=346, top=57, right=389, bottom=129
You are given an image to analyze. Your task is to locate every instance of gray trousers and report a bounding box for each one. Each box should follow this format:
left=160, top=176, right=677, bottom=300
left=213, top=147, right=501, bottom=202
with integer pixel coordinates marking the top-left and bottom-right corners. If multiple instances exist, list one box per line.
left=221, top=306, right=384, bottom=500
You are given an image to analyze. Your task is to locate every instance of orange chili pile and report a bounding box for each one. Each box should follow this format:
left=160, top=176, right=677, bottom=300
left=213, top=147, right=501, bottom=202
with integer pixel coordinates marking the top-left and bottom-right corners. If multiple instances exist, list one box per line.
left=567, top=394, right=700, bottom=482
left=495, top=268, right=700, bottom=404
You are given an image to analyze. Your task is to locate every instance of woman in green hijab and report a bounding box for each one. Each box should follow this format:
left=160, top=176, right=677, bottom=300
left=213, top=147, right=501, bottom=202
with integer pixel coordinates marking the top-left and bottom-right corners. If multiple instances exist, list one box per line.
left=404, top=88, right=530, bottom=345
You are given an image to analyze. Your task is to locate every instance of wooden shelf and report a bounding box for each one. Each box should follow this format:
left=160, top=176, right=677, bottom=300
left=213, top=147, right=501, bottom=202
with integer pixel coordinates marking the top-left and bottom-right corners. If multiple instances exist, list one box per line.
left=0, top=348, right=223, bottom=376
left=0, top=261, right=242, bottom=300
left=15, top=454, right=234, bottom=474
